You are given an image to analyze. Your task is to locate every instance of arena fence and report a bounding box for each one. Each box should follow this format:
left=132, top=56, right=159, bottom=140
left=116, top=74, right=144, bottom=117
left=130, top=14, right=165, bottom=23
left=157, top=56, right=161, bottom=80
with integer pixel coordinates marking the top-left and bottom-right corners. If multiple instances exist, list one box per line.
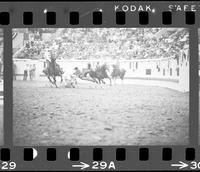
left=13, top=50, right=189, bottom=92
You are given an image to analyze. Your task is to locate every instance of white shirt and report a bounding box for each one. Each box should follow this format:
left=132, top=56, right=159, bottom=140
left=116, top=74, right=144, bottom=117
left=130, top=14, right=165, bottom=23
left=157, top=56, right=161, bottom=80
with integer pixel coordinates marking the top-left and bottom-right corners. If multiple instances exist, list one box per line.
left=44, top=51, right=51, bottom=61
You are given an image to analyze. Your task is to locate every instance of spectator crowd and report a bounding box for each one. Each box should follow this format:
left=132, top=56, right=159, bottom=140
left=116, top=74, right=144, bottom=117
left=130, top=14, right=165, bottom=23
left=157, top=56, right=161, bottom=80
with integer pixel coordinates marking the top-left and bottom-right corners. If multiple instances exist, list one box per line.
left=14, top=28, right=189, bottom=61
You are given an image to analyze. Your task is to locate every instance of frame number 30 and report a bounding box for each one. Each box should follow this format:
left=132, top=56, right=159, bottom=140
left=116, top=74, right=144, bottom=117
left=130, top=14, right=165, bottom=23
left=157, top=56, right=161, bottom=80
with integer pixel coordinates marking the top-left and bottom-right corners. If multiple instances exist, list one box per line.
left=190, top=161, right=200, bottom=170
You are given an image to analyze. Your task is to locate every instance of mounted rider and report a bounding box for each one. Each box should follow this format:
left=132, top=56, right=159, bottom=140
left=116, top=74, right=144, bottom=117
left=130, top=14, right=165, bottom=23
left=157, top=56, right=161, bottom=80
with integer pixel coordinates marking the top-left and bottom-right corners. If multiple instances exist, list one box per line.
left=73, top=63, right=92, bottom=79
left=95, top=62, right=101, bottom=71
left=49, top=52, right=57, bottom=73
left=45, top=50, right=63, bottom=74
left=83, top=63, right=92, bottom=77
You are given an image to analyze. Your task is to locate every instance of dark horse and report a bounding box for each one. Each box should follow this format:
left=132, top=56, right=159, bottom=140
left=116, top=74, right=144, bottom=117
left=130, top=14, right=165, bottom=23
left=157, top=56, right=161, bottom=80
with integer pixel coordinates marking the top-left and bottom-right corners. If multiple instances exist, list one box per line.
left=111, top=64, right=126, bottom=84
left=43, top=60, right=64, bottom=87
left=85, top=63, right=112, bottom=85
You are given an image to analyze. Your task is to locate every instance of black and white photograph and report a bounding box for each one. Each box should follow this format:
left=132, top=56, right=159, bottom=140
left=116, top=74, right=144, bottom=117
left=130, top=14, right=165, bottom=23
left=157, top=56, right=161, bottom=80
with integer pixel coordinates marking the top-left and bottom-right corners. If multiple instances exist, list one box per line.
left=0, top=29, right=3, bottom=146
left=13, top=28, right=189, bottom=146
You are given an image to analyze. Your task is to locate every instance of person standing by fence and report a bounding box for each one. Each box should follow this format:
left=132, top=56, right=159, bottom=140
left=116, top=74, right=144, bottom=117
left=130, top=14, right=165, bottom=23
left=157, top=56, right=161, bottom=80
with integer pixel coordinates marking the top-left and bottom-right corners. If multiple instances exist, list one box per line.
left=32, top=64, right=36, bottom=80
left=29, top=64, right=36, bottom=81
left=29, top=64, right=33, bottom=80
left=23, top=64, right=29, bottom=81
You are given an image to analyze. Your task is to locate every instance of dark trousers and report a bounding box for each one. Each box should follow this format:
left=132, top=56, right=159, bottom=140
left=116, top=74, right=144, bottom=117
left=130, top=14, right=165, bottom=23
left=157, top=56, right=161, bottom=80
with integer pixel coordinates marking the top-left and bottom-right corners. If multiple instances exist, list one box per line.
left=23, top=70, right=28, bottom=80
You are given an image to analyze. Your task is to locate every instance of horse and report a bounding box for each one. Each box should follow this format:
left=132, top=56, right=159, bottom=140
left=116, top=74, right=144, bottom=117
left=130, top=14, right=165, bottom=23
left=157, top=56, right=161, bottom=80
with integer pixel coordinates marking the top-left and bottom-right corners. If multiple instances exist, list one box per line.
left=43, top=60, right=64, bottom=87
left=111, top=64, right=126, bottom=84
left=85, top=63, right=112, bottom=85
left=73, top=67, right=98, bottom=83
left=73, top=64, right=112, bottom=85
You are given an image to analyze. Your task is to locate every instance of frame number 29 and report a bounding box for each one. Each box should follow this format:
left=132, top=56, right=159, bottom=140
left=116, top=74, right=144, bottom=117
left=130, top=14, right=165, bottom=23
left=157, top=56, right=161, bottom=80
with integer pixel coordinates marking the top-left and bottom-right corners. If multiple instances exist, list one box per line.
left=1, top=162, right=16, bottom=170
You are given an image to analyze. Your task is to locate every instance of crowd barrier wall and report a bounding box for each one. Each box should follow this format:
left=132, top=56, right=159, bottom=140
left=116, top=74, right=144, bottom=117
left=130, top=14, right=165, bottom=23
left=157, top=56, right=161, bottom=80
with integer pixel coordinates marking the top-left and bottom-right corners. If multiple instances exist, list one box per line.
left=13, top=50, right=189, bottom=92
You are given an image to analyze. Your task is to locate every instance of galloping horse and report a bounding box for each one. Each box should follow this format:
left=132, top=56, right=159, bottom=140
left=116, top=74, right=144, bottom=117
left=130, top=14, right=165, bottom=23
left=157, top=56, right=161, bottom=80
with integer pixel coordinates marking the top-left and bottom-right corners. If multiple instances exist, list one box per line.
left=111, top=64, right=126, bottom=84
left=43, top=60, right=64, bottom=87
left=73, top=63, right=112, bottom=85
left=85, top=63, right=112, bottom=85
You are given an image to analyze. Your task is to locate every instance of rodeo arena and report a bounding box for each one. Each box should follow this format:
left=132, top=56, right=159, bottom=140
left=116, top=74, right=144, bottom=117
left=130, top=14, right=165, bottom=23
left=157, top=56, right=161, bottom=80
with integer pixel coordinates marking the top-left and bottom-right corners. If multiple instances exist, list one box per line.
left=13, top=28, right=189, bottom=146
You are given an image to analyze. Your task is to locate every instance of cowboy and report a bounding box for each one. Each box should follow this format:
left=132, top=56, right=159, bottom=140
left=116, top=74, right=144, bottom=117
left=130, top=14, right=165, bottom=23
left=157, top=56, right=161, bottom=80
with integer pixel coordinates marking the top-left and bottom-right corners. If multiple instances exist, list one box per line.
left=64, top=74, right=77, bottom=88
left=95, top=62, right=100, bottom=71
left=83, top=63, right=92, bottom=77
left=73, top=67, right=83, bottom=79
left=50, top=52, right=57, bottom=74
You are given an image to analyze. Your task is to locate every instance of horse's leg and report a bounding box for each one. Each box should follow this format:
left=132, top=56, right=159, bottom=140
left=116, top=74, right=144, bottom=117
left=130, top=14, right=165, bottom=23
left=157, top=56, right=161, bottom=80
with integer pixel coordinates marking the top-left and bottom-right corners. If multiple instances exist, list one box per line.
left=87, top=76, right=98, bottom=84
left=93, top=78, right=99, bottom=84
left=98, top=78, right=103, bottom=88
left=55, top=77, right=58, bottom=88
left=81, top=72, right=97, bottom=84
left=83, top=76, right=96, bottom=83
left=60, top=75, right=63, bottom=83
left=53, top=76, right=58, bottom=88
left=47, top=76, right=54, bottom=86
left=105, top=73, right=112, bottom=86
left=101, top=79, right=105, bottom=84
left=98, top=78, right=102, bottom=84
left=108, top=77, right=112, bottom=86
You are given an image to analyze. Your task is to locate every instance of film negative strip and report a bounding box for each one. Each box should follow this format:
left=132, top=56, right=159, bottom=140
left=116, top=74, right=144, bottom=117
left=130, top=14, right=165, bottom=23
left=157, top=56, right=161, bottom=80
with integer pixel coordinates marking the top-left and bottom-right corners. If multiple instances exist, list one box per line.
left=0, top=0, right=200, bottom=171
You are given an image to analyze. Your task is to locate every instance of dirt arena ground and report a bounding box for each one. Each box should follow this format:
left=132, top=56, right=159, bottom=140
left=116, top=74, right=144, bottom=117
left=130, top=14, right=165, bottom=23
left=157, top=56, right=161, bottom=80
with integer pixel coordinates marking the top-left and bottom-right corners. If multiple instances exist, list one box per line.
left=13, top=80, right=189, bottom=146
left=0, top=105, right=3, bottom=146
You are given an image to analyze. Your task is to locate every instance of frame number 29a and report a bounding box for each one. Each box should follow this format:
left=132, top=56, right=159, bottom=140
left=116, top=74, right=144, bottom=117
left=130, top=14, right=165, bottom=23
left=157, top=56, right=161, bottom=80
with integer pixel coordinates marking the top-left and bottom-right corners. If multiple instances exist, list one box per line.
left=92, top=161, right=116, bottom=170
left=1, top=162, right=17, bottom=170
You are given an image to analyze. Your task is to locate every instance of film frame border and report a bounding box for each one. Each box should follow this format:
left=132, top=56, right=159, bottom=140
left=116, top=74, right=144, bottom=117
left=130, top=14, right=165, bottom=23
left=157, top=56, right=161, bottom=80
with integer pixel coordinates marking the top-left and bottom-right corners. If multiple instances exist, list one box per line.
left=0, top=1, right=199, bottom=171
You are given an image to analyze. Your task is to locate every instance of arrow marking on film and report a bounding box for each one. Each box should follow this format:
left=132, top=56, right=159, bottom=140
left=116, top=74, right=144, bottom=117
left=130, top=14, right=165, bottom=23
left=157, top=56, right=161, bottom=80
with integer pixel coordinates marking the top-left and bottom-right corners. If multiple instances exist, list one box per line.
left=171, top=161, right=188, bottom=169
left=72, top=162, right=90, bottom=170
